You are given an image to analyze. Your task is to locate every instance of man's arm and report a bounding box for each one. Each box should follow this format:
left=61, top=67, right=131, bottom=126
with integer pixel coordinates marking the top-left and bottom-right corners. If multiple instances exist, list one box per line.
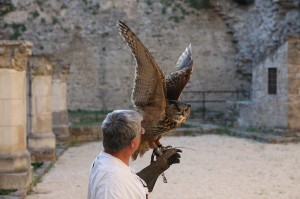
left=137, top=148, right=182, bottom=192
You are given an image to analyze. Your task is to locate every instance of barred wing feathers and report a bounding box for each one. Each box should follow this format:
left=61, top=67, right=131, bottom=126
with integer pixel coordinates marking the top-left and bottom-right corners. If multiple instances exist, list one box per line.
left=166, top=44, right=193, bottom=100
left=117, top=20, right=167, bottom=121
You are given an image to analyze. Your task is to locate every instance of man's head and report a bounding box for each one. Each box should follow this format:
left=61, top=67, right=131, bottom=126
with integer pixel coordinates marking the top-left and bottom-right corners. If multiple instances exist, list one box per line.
left=102, top=110, right=143, bottom=152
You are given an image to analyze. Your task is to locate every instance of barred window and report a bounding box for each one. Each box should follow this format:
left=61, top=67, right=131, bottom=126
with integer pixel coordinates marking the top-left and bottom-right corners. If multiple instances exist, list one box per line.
left=268, top=68, right=277, bottom=94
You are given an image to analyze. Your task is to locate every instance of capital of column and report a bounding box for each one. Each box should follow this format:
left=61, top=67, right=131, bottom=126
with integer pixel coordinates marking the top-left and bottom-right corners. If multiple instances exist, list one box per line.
left=50, top=58, right=70, bottom=80
left=29, top=54, right=54, bottom=76
left=0, top=40, right=32, bottom=71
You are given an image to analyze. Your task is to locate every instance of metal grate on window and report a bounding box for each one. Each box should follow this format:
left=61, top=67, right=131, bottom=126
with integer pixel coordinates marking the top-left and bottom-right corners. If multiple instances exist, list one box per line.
left=268, top=68, right=277, bottom=94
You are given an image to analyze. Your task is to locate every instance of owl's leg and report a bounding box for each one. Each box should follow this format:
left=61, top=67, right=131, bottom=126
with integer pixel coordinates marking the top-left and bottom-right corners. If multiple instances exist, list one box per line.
left=153, top=145, right=163, bottom=156
left=154, top=142, right=172, bottom=156
left=151, top=136, right=173, bottom=158
left=149, top=137, right=163, bottom=156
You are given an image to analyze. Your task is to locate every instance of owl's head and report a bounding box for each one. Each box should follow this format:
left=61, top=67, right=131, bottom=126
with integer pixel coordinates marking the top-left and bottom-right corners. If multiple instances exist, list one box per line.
left=167, top=100, right=191, bottom=124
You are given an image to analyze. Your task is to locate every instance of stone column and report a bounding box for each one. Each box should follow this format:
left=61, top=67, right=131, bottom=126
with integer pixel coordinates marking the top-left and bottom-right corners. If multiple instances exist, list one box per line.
left=0, top=41, right=32, bottom=192
left=51, top=59, right=70, bottom=145
left=27, top=55, right=56, bottom=163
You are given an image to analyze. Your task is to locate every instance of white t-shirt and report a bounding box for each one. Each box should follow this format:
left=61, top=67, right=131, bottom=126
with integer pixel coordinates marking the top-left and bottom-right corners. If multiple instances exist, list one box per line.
left=88, top=152, right=148, bottom=199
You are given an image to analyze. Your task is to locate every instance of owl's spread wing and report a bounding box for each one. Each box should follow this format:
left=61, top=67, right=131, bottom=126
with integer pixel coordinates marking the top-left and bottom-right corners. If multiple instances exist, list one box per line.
left=166, top=43, right=193, bottom=100
left=117, top=20, right=167, bottom=121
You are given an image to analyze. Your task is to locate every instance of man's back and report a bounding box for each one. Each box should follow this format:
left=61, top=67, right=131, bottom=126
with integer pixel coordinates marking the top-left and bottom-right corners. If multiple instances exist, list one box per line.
left=88, top=152, right=147, bottom=199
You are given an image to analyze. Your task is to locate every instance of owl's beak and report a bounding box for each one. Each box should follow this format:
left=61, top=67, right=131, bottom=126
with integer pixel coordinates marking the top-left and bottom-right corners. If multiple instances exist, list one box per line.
left=183, top=104, right=191, bottom=116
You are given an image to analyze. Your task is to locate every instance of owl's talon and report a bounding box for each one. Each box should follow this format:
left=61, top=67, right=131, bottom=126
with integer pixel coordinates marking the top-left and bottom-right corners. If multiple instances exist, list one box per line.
left=159, top=145, right=173, bottom=154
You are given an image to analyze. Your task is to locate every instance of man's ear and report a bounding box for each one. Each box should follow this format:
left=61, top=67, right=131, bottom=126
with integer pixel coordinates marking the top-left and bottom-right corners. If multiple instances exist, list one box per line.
left=130, top=139, right=135, bottom=149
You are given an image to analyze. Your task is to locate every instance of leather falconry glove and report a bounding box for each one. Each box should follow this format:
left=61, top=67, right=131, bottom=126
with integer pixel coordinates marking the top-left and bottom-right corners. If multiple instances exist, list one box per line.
left=137, top=148, right=182, bottom=192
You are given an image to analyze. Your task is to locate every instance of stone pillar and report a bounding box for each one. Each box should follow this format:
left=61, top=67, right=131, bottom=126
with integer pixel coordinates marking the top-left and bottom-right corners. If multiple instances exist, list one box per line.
left=27, top=55, right=56, bottom=163
left=51, top=59, right=70, bottom=145
left=0, top=41, right=32, bottom=192
left=287, top=36, right=300, bottom=131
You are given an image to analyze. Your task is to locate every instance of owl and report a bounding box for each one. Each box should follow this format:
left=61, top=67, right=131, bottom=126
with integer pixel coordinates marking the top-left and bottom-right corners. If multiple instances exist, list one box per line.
left=117, top=20, right=193, bottom=160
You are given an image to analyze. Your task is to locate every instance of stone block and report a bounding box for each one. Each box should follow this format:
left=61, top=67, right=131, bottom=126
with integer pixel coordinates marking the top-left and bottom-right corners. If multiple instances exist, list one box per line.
left=0, top=170, right=31, bottom=190
left=0, top=151, right=31, bottom=173
left=288, top=99, right=300, bottom=129
left=27, top=133, right=56, bottom=150
left=31, top=76, right=52, bottom=97
left=288, top=50, right=300, bottom=65
left=237, top=102, right=255, bottom=128
left=31, top=112, right=52, bottom=134
left=0, top=70, right=26, bottom=99
left=287, top=117, right=300, bottom=129
left=0, top=151, right=32, bottom=192
left=52, top=80, right=67, bottom=112
left=0, top=100, right=3, bottom=125
left=27, top=131, right=56, bottom=162
left=52, top=111, right=69, bottom=125
left=0, top=126, right=26, bottom=153
left=1, top=99, right=25, bottom=126
left=288, top=78, right=300, bottom=94
left=69, top=126, right=102, bottom=143
left=32, top=95, right=52, bottom=114
left=53, top=125, right=70, bottom=145
left=3, top=11, right=28, bottom=24
left=29, top=148, right=56, bottom=163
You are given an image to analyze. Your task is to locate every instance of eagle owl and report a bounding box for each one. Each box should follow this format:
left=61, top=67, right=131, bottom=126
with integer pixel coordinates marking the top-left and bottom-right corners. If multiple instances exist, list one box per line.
left=117, top=20, right=194, bottom=160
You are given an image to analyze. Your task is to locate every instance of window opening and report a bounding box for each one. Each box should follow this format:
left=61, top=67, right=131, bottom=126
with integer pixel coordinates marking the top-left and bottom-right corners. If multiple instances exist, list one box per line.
left=268, top=68, right=277, bottom=94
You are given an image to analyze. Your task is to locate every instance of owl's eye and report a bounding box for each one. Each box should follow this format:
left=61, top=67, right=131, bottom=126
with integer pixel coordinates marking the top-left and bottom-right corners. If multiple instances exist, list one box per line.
left=169, top=102, right=179, bottom=111
left=174, top=104, right=181, bottom=112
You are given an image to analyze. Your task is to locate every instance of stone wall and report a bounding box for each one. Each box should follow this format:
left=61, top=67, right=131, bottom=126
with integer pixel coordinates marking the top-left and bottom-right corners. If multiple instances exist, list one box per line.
left=0, top=0, right=299, bottom=111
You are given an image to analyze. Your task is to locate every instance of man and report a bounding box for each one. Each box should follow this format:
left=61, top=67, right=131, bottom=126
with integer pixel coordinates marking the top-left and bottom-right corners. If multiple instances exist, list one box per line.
left=88, top=110, right=181, bottom=199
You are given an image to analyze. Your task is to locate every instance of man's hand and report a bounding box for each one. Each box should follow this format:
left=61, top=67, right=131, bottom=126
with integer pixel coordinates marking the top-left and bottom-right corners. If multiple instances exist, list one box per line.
left=137, top=148, right=182, bottom=192
left=154, top=148, right=182, bottom=171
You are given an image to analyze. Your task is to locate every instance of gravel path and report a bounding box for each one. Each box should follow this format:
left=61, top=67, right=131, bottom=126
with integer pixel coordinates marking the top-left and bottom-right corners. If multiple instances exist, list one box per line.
left=27, top=135, right=300, bottom=199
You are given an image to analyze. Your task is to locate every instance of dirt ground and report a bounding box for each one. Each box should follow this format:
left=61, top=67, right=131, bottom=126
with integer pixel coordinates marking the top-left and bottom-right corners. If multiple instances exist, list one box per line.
left=27, top=135, right=300, bottom=199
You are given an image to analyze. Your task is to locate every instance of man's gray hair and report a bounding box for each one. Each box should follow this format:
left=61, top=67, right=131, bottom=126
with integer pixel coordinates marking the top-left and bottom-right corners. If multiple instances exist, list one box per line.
left=101, top=110, right=143, bottom=152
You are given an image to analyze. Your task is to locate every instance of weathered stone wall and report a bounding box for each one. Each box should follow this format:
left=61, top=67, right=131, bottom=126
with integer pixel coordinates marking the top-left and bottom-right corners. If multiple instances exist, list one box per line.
left=0, top=0, right=299, bottom=111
